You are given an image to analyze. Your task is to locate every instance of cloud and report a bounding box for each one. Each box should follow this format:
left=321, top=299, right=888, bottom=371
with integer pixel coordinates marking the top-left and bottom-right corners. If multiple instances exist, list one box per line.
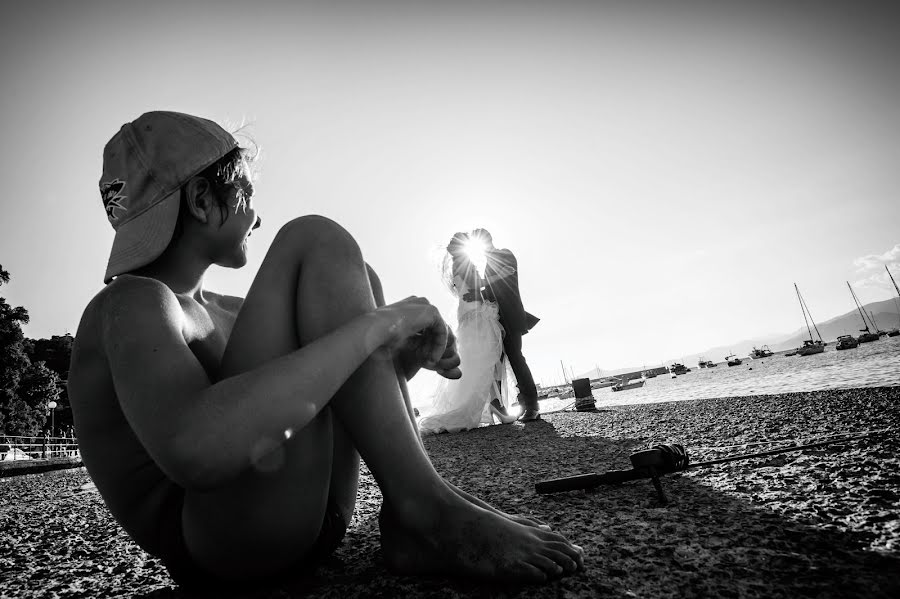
left=853, top=244, right=900, bottom=290
left=853, top=244, right=900, bottom=272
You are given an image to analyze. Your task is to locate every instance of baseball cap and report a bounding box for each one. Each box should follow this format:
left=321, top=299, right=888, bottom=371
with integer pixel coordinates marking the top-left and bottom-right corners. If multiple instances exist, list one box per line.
left=99, top=111, right=238, bottom=283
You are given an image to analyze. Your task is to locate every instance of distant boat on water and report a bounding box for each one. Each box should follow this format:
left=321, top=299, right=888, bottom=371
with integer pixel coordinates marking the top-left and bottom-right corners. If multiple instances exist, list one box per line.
left=797, top=339, right=825, bottom=356
left=726, top=353, right=743, bottom=366
left=885, top=266, right=900, bottom=337
left=836, top=334, right=859, bottom=350
left=698, top=358, right=716, bottom=368
left=794, top=283, right=825, bottom=356
left=611, top=377, right=645, bottom=392
left=749, top=346, right=774, bottom=359
left=669, top=363, right=690, bottom=375
left=847, top=281, right=881, bottom=343
left=590, top=379, right=616, bottom=389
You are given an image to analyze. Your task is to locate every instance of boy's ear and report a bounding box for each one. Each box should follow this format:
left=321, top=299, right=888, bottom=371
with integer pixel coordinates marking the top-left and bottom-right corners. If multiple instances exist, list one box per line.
left=183, top=176, right=214, bottom=224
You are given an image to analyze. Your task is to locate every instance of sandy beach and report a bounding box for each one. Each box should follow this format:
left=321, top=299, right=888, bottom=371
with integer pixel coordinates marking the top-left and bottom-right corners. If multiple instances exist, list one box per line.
left=2, top=386, right=898, bottom=598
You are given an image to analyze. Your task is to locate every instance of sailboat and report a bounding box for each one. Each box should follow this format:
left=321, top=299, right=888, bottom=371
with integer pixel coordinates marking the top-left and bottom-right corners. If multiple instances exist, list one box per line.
left=847, top=281, right=880, bottom=343
left=869, top=311, right=886, bottom=337
left=887, top=266, right=900, bottom=337
left=794, top=283, right=825, bottom=356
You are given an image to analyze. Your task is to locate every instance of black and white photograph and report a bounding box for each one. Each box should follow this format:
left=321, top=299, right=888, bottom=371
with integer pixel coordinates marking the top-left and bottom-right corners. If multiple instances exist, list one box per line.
left=1, top=1, right=898, bottom=597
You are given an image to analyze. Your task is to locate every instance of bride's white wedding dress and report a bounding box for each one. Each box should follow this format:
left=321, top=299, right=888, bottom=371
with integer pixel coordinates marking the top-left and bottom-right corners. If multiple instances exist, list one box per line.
left=418, top=277, right=512, bottom=435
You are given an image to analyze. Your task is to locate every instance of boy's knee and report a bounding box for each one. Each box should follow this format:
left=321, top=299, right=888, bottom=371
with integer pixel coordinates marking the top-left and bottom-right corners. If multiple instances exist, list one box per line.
left=276, top=215, right=361, bottom=258
left=366, top=263, right=385, bottom=306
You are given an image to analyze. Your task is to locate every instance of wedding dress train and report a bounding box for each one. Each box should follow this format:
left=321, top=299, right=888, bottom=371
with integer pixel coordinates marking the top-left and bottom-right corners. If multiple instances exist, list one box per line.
left=418, top=294, right=512, bottom=435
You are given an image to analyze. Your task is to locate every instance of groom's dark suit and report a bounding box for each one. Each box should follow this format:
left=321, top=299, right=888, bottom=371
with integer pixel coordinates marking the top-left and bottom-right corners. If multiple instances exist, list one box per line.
left=483, top=247, right=539, bottom=412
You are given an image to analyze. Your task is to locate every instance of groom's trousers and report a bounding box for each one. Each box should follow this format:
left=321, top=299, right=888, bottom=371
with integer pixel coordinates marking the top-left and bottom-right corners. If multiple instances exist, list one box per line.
left=503, top=331, right=538, bottom=411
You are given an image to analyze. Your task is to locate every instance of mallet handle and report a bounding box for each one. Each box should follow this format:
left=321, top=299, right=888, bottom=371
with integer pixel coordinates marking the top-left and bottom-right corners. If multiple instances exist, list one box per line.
left=535, top=468, right=645, bottom=494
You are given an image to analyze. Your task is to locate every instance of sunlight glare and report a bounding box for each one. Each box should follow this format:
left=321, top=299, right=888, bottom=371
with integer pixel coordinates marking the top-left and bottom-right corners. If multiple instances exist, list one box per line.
left=463, top=236, right=488, bottom=276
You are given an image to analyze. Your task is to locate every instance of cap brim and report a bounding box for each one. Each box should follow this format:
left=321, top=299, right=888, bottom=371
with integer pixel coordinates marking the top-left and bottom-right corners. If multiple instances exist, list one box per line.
left=104, top=189, right=181, bottom=284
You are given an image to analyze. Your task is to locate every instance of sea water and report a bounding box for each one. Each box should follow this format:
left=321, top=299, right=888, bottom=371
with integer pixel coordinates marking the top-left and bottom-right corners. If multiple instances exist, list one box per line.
left=540, top=335, right=900, bottom=412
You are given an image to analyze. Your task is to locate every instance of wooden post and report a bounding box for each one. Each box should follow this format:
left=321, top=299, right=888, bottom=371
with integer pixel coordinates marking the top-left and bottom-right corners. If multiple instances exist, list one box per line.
left=572, top=377, right=597, bottom=412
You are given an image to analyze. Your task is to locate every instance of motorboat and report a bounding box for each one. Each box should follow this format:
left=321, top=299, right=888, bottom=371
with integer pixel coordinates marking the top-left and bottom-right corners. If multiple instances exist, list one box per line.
left=611, top=378, right=645, bottom=392
left=835, top=335, right=859, bottom=350
left=749, top=346, right=774, bottom=359
left=669, top=363, right=690, bottom=375
left=726, top=354, right=743, bottom=366
left=590, top=379, right=616, bottom=389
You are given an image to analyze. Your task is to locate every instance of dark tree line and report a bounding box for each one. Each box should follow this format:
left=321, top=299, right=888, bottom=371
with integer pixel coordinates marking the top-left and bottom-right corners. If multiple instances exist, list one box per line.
left=1, top=265, right=73, bottom=436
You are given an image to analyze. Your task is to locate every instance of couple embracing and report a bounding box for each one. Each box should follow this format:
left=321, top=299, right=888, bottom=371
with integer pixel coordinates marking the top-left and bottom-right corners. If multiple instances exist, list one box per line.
left=418, top=229, right=540, bottom=435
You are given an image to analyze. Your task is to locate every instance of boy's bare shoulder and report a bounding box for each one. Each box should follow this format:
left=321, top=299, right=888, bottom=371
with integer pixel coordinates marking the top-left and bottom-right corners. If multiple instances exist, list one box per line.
left=71, top=276, right=185, bottom=402
left=78, top=275, right=184, bottom=343
left=85, top=275, right=178, bottom=317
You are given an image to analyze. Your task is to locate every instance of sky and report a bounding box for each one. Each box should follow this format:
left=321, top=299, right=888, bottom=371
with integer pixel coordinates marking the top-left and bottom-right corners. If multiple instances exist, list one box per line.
left=1, top=0, right=899, bottom=399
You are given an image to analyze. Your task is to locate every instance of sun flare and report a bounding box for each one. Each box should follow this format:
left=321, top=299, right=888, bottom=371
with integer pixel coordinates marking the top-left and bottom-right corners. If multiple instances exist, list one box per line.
left=463, top=236, right=488, bottom=276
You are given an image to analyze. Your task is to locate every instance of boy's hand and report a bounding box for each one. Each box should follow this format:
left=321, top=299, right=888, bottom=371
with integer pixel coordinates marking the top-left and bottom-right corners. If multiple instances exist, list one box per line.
left=377, top=296, right=451, bottom=369
left=429, top=328, right=461, bottom=379
left=395, top=326, right=461, bottom=381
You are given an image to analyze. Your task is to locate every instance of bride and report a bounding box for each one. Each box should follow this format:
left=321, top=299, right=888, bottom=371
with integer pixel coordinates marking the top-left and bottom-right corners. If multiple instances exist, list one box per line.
left=418, top=231, right=519, bottom=434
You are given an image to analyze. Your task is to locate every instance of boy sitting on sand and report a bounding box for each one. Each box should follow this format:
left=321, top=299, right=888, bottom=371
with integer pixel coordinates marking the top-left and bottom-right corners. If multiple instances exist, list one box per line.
left=68, top=111, right=583, bottom=588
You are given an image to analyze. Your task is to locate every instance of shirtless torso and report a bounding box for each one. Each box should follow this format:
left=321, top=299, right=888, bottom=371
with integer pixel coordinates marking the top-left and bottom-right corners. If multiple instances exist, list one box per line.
left=72, top=111, right=583, bottom=584
left=69, top=275, right=242, bottom=556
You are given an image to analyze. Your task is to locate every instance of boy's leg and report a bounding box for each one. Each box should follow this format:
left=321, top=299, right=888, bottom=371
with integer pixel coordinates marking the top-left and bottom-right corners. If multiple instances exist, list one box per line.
left=186, top=216, right=582, bottom=582
left=366, top=264, right=420, bottom=427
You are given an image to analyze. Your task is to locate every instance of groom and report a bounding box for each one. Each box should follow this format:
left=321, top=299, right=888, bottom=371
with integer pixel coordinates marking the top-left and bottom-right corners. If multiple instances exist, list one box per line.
left=473, top=229, right=541, bottom=421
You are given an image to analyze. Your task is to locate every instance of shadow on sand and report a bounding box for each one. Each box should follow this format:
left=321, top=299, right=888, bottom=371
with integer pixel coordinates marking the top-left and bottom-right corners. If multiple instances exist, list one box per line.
left=135, top=398, right=899, bottom=599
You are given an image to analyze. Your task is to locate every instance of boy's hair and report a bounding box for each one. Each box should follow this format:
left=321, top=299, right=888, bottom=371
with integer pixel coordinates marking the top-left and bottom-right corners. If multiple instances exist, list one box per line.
left=168, top=145, right=258, bottom=245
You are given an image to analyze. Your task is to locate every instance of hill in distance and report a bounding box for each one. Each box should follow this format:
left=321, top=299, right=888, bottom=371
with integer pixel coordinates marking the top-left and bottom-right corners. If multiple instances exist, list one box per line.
left=577, top=297, right=900, bottom=379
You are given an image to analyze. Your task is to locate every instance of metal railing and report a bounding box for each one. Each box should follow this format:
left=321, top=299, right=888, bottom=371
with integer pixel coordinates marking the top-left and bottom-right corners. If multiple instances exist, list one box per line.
left=0, top=435, right=80, bottom=461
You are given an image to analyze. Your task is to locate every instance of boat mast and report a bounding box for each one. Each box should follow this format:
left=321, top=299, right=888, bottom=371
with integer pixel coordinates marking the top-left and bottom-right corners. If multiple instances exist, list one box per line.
left=869, top=310, right=881, bottom=333
left=795, top=283, right=815, bottom=342
left=806, top=295, right=824, bottom=341
left=847, top=281, right=873, bottom=333
left=888, top=266, right=900, bottom=326
left=888, top=265, right=900, bottom=297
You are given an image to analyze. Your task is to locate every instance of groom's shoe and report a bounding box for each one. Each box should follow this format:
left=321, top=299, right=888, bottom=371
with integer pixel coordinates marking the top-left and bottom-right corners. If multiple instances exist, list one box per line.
left=517, top=393, right=541, bottom=421
left=518, top=408, right=541, bottom=422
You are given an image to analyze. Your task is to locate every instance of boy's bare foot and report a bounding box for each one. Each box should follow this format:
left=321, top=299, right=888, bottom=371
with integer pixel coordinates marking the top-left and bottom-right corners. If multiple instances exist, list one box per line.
left=379, top=495, right=583, bottom=583
left=448, top=482, right=551, bottom=530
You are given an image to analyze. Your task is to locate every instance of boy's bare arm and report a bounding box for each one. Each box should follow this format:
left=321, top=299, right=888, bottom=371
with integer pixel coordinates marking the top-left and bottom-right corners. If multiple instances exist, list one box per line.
left=101, top=277, right=451, bottom=490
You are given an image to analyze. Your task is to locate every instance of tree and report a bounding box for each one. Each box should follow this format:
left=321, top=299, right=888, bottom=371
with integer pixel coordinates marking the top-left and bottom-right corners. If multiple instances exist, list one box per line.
left=26, top=333, right=74, bottom=430
left=27, top=334, right=73, bottom=381
left=0, top=265, right=66, bottom=436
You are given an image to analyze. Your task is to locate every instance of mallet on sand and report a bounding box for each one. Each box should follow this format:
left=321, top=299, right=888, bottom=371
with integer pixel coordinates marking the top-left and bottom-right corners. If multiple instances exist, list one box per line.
left=535, top=444, right=687, bottom=504
left=535, top=429, right=891, bottom=505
